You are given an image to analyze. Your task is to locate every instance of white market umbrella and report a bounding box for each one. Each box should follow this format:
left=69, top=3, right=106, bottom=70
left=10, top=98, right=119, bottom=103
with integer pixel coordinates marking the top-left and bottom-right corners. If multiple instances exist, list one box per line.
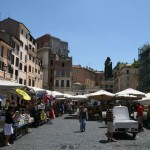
left=115, top=94, right=139, bottom=100
left=137, top=98, right=150, bottom=105
left=115, top=88, right=145, bottom=98
left=137, top=93, right=150, bottom=105
left=0, top=79, right=25, bottom=96
left=87, top=90, right=115, bottom=101
left=46, top=90, right=64, bottom=98
left=0, top=79, right=25, bottom=90
left=71, top=95, right=89, bottom=102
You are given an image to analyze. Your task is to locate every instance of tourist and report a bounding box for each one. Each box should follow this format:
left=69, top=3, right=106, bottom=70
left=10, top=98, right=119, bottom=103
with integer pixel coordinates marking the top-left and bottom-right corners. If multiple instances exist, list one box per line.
left=79, top=106, right=88, bottom=132
left=137, top=103, right=144, bottom=131
left=4, top=106, right=18, bottom=146
left=105, top=102, right=117, bottom=142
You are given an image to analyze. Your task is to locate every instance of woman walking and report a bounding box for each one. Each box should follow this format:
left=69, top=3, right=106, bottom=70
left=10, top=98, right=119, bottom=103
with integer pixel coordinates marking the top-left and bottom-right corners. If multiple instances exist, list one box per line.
left=79, top=107, right=88, bottom=132
left=4, top=106, right=17, bottom=146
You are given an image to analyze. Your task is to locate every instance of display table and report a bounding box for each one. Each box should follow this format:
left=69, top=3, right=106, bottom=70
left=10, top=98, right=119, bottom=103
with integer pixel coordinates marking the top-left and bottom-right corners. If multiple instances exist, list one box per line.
left=13, top=123, right=29, bottom=140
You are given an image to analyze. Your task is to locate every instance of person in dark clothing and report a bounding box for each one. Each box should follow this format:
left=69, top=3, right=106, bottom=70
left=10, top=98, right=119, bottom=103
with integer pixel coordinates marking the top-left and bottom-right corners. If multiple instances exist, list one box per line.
left=79, top=107, right=88, bottom=132
left=4, top=106, right=18, bottom=146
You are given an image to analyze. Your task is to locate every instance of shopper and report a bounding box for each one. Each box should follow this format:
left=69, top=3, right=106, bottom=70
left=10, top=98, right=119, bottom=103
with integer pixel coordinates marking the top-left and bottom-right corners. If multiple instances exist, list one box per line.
left=137, top=103, right=144, bottom=131
left=79, top=106, right=88, bottom=132
left=105, top=102, right=117, bottom=142
left=4, top=106, right=18, bottom=146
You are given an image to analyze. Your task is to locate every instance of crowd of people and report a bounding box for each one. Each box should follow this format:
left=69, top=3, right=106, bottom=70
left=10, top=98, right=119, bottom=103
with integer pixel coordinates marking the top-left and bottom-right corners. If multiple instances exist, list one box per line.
left=1, top=93, right=77, bottom=146
left=2, top=94, right=146, bottom=146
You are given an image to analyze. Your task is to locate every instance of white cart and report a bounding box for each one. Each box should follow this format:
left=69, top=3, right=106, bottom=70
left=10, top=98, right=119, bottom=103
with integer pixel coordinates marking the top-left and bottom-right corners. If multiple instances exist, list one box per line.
left=113, top=106, right=138, bottom=139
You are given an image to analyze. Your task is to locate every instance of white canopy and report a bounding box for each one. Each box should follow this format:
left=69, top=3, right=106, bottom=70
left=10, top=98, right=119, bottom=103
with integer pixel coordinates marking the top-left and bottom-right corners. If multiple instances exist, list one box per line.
left=115, top=94, right=139, bottom=100
left=0, top=79, right=25, bottom=96
left=46, top=90, right=64, bottom=98
left=28, top=86, right=46, bottom=92
left=87, top=90, right=115, bottom=100
left=0, top=79, right=24, bottom=90
left=137, top=93, right=150, bottom=105
left=115, top=88, right=145, bottom=97
left=64, top=94, right=88, bottom=101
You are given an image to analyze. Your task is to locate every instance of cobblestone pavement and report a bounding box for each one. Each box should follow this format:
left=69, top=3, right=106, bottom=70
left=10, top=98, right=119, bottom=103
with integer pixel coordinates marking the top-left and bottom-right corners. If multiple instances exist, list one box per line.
left=1, top=114, right=150, bottom=150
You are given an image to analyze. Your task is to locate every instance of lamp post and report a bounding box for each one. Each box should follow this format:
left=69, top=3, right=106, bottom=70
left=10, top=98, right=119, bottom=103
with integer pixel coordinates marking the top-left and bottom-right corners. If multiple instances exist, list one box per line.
left=3, top=64, right=8, bottom=79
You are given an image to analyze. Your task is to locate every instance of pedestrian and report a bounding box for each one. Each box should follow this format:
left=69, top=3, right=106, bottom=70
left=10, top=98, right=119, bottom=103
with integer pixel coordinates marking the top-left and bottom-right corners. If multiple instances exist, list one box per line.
left=4, top=106, right=18, bottom=146
left=105, top=102, right=117, bottom=142
left=79, top=106, right=88, bottom=132
left=137, top=103, right=144, bottom=131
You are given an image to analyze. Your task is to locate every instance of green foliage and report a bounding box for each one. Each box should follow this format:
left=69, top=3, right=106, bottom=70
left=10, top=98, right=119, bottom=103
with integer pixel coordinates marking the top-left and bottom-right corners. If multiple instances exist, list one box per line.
left=132, top=59, right=139, bottom=68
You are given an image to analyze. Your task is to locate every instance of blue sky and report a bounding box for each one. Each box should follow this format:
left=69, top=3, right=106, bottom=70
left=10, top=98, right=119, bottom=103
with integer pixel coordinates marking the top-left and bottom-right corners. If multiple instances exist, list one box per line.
left=1, top=0, right=150, bottom=71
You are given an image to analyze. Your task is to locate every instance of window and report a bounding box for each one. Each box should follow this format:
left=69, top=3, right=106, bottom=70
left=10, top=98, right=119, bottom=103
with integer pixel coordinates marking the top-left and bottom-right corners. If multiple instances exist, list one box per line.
left=11, top=55, right=14, bottom=64
left=16, top=57, right=19, bottom=67
left=51, top=60, right=53, bottom=65
left=24, top=65, right=27, bottom=72
left=29, top=44, right=31, bottom=50
left=61, top=69, right=65, bottom=76
left=29, top=54, right=31, bottom=60
left=25, top=55, right=27, bottom=62
left=55, top=80, right=59, bottom=87
left=61, top=80, right=64, bottom=87
left=29, top=78, right=31, bottom=86
left=24, top=80, right=26, bottom=85
left=66, top=80, right=70, bottom=87
left=16, top=44, right=19, bottom=52
left=32, top=57, right=34, bottom=63
left=19, top=63, right=22, bottom=70
left=20, top=41, right=23, bottom=47
left=62, top=63, right=65, bottom=67
left=0, top=46, right=4, bottom=57
left=15, top=70, right=18, bottom=79
left=50, top=78, right=53, bottom=83
left=21, top=29, right=23, bottom=34
left=7, top=49, right=11, bottom=60
left=0, top=61, right=3, bottom=70
left=32, top=80, right=35, bottom=87
left=29, top=65, right=31, bottom=72
left=127, top=70, right=129, bottom=74
left=35, top=68, right=37, bottom=73
left=19, top=78, right=23, bottom=84
left=25, top=45, right=28, bottom=50
left=20, top=52, right=22, bottom=60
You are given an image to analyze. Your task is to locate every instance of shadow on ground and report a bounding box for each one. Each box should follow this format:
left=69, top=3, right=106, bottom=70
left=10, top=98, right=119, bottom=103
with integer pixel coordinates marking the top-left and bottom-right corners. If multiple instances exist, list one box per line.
left=113, top=132, right=135, bottom=140
left=99, top=140, right=110, bottom=144
left=74, top=131, right=82, bottom=133
left=63, top=114, right=78, bottom=119
left=99, top=132, right=135, bottom=144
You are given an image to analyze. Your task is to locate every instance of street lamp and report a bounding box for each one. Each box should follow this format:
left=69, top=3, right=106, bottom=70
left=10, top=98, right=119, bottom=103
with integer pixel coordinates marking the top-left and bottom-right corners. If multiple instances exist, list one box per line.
left=3, top=64, right=8, bottom=79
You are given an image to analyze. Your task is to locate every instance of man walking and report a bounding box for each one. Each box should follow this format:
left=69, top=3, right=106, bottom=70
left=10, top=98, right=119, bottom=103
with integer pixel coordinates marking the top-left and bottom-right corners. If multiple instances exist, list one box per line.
left=105, top=102, right=117, bottom=142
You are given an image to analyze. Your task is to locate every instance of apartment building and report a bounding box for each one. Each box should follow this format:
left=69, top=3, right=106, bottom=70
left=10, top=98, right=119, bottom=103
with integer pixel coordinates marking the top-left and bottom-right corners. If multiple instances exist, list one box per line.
left=113, top=63, right=139, bottom=92
left=0, top=18, right=43, bottom=88
left=36, top=34, right=72, bottom=92
left=0, top=30, right=15, bottom=80
left=72, top=65, right=114, bottom=94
